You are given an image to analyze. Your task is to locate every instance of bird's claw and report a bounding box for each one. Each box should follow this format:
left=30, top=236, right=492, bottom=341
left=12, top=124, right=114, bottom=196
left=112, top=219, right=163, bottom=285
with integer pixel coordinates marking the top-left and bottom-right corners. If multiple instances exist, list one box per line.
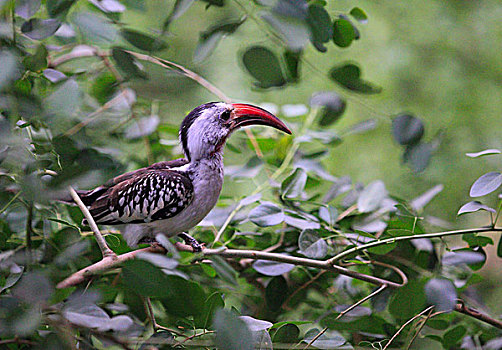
left=178, top=232, right=203, bottom=252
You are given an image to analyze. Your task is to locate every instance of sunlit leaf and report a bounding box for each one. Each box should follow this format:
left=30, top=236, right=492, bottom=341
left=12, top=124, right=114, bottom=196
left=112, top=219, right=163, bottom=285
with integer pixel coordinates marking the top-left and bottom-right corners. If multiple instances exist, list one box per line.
left=333, top=17, right=356, bottom=48
left=253, top=260, right=294, bottom=276
left=298, top=229, right=327, bottom=259
left=357, top=180, right=387, bottom=213
left=282, top=168, right=307, bottom=199
left=469, top=172, right=502, bottom=197
left=303, top=329, right=348, bottom=349
left=349, top=7, right=368, bottom=23
left=425, top=278, right=456, bottom=312
left=248, top=202, right=284, bottom=227
left=465, top=149, right=501, bottom=158
left=457, top=201, right=496, bottom=216
left=15, top=0, right=41, bottom=19
left=442, top=250, right=485, bottom=266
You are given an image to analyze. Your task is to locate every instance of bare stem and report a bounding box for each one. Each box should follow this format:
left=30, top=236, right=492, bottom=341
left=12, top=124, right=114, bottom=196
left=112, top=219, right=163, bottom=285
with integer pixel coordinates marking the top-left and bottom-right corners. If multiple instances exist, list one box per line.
left=68, top=186, right=116, bottom=259
left=455, top=301, right=502, bottom=329
left=335, top=284, right=387, bottom=320
left=383, top=306, right=435, bottom=350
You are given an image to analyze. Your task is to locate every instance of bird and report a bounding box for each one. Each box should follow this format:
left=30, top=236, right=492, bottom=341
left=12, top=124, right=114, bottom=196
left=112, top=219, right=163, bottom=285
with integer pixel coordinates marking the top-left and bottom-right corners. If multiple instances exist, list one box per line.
left=68, top=102, right=291, bottom=251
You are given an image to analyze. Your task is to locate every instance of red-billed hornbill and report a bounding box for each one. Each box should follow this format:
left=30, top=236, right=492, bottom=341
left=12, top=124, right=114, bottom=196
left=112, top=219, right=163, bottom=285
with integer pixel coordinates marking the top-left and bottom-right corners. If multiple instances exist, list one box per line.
left=71, top=102, right=291, bottom=251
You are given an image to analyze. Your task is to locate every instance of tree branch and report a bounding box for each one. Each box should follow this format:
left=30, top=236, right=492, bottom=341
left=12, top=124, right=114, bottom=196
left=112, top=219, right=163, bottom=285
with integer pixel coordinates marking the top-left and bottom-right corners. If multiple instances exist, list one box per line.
left=455, top=301, right=502, bottom=329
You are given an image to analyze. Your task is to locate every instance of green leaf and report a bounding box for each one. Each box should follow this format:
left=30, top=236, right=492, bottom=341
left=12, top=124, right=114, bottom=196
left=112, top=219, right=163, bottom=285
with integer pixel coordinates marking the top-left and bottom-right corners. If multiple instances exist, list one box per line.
left=209, top=255, right=238, bottom=286
left=163, top=0, right=196, bottom=29
left=214, top=309, right=254, bottom=350
left=248, top=201, right=284, bottom=227
left=47, top=0, right=76, bottom=18
left=72, top=11, right=118, bottom=45
left=330, top=63, right=382, bottom=94
left=457, top=201, right=496, bottom=216
left=318, top=205, right=338, bottom=226
left=469, top=172, right=502, bottom=197
left=333, top=17, right=356, bottom=48
left=273, top=323, right=299, bottom=344
left=195, top=292, right=225, bottom=329
left=120, top=29, right=168, bottom=52
left=12, top=272, right=54, bottom=305
left=498, top=236, right=502, bottom=258
left=242, top=46, right=286, bottom=88
left=266, top=276, right=288, bottom=311
left=160, top=276, right=206, bottom=317
left=357, top=180, right=387, bottom=213
left=442, top=325, right=466, bottom=349
left=403, top=142, right=432, bottom=173
left=389, top=279, right=426, bottom=320
left=0, top=266, right=24, bottom=293
left=465, top=148, right=501, bottom=158
left=307, top=4, right=332, bottom=52
left=283, top=50, right=301, bottom=82
left=298, top=229, right=327, bottom=259
left=253, top=260, right=294, bottom=276
left=462, top=233, right=493, bottom=247
left=121, top=260, right=171, bottom=297
left=349, top=7, right=368, bottom=23
left=111, top=47, right=147, bottom=79
left=21, top=18, right=61, bottom=40
left=15, top=0, right=41, bottom=19
left=425, top=278, right=456, bottom=312
left=310, top=91, right=346, bottom=126
left=282, top=168, right=307, bottom=199
left=23, top=44, right=48, bottom=72
left=392, top=114, right=425, bottom=145
left=194, top=18, right=245, bottom=63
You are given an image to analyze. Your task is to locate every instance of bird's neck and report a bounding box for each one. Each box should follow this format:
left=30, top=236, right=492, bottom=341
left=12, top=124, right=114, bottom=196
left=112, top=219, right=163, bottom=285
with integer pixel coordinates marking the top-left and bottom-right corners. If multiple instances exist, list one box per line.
left=187, top=152, right=224, bottom=176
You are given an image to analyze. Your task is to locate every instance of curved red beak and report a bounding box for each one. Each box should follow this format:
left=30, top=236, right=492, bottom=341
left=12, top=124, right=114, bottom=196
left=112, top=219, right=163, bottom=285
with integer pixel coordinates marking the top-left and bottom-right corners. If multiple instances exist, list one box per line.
left=230, top=103, right=292, bottom=134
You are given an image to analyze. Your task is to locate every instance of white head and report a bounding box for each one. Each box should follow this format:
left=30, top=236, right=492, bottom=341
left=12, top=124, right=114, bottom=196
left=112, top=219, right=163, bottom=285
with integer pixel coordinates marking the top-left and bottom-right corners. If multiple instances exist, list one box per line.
left=179, top=102, right=291, bottom=161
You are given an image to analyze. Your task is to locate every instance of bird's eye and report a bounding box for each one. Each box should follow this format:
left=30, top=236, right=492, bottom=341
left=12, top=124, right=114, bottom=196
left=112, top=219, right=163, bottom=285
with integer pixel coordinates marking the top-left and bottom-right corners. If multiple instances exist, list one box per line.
left=220, top=110, right=231, bottom=121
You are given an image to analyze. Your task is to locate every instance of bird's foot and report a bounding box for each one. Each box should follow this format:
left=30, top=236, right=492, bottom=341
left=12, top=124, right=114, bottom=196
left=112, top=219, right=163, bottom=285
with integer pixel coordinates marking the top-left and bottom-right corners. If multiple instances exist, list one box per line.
left=138, top=236, right=157, bottom=245
left=178, top=232, right=203, bottom=252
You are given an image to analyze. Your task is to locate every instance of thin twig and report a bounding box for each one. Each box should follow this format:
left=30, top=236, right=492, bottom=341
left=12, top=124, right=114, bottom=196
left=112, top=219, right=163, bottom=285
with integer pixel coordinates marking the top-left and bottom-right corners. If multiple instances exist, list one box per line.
left=282, top=270, right=326, bottom=309
left=304, top=327, right=328, bottom=349
left=336, top=284, right=387, bottom=320
left=56, top=244, right=165, bottom=289
left=383, top=306, right=435, bottom=350
left=329, top=227, right=502, bottom=263
left=406, top=307, right=434, bottom=350
left=173, top=330, right=215, bottom=347
left=68, top=186, right=115, bottom=259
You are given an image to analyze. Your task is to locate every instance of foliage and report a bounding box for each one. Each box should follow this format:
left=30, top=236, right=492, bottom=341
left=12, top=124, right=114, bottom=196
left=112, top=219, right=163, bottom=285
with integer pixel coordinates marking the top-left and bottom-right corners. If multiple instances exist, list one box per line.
left=0, top=1, right=501, bottom=349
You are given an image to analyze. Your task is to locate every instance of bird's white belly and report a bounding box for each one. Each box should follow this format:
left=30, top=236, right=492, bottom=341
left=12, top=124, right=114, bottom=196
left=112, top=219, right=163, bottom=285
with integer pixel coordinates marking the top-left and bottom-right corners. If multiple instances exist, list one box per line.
left=121, top=159, right=223, bottom=246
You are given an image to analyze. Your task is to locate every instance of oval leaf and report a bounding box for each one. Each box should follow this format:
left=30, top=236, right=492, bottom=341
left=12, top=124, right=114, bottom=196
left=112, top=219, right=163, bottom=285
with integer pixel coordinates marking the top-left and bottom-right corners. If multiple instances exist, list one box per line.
left=330, top=63, right=381, bottom=94
left=310, top=91, right=346, bottom=126
left=248, top=202, right=284, bottom=227
left=214, top=309, right=253, bottom=350
left=298, top=229, right=327, bottom=259
left=392, top=114, right=424, bottom=145
left=466, top=149, right=501, bottom=158
left=425, top=278, right=456, bottom=312
left=333, top=17, right=356, bottom=48
left=442, top=251, right=485, bottom=266
left=457, top=201, right=496, bottom=216
left=282, top=168, right=307, bottom=199
left=21, top=18, right=61, bottom=40
left=469, top=172, right=502, bottom=197
left=357, top=180, right=387, bottom=213
left=242, top=46, right=286, bottom=88
left=252, top=260, right=294, bottom=276
left=121, top=29, right=168, bottom=52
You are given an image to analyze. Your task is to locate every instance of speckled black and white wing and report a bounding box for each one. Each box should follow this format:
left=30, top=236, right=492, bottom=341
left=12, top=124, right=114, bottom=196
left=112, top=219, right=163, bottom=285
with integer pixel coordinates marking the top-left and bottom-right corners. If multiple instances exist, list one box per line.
left=87, top=169, right=194, bottom=225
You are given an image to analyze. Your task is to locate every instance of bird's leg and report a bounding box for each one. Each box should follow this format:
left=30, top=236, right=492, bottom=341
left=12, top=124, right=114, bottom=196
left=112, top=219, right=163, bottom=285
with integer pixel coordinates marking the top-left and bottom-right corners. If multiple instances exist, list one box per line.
left=178, top=232, right=203, bottom=252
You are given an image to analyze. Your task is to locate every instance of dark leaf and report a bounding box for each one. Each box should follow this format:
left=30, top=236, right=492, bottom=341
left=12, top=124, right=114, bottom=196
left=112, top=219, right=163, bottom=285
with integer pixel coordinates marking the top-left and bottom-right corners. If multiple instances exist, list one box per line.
left=498, top=236, right=502, bottom=258
left=195, top=292, right=225, bottom=329
left=214, top=309, right=253, bottom=350
left=253, top=260, right=294, bottom=276
left=392, top=114, right=424, bottom=145
left=349, top=7, right=368, bottom=23
left=310, top=91, right=346, bottom=126
left=403, top=142, right=432, bottom=173
left=466, top=148, right=501, bottom=158
left=15, top=0, right=41, bottom=19
left=194, top=18, right=245, bottom=62
left=201, top=0, right=225, bottom=7
left=283, top=50, right=301, bottom=82
left=72, top=11, right=118, bottom=45
left=272, top=0, right=308, bottom=19
left=298, top=229, right=327, bottom=259
left=266, top=276, right=288, bottom=311
left=442, top=325, right=466, bottom=349
left=333, top=17, right=356, bottom=48
left=261, top=12, right=310, bottom=51
left=242, top=46, right=286, bottom=88
left=111, top=47, right=147, bottom=79
left=121, top=260, right=171, bottom=297
left=307, top=4, right=333, bottom=52
left=389, top=279, right=426, bottom=320
left=0, top=266, right=24, bottom=293
left=330, top=63, right=382, bottom=94
left=425, top=278, right=456, bottom=312
left=163, top=0, right=196, bottom=30
left=121, top=29, right=168, bottom=52
left=47, top=0, right=76, bottom=17
left=0, top=50, right=21, bottom=90
left=248, top=202, right=284, bottom=227
left=161, top=276, right=206, bottom=317
left=469, top=172, right=502, bottom=197
left=282, top=168, right=307, bottom=199
left=23, top=44, right=48, bottom=72
left=12, top=272, right=53, bottom=305
left=21, top=18, right=61, bottom=40
left=273, top=323, right=300, bottom=344
left=457, top=201, right=496, bottom=216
